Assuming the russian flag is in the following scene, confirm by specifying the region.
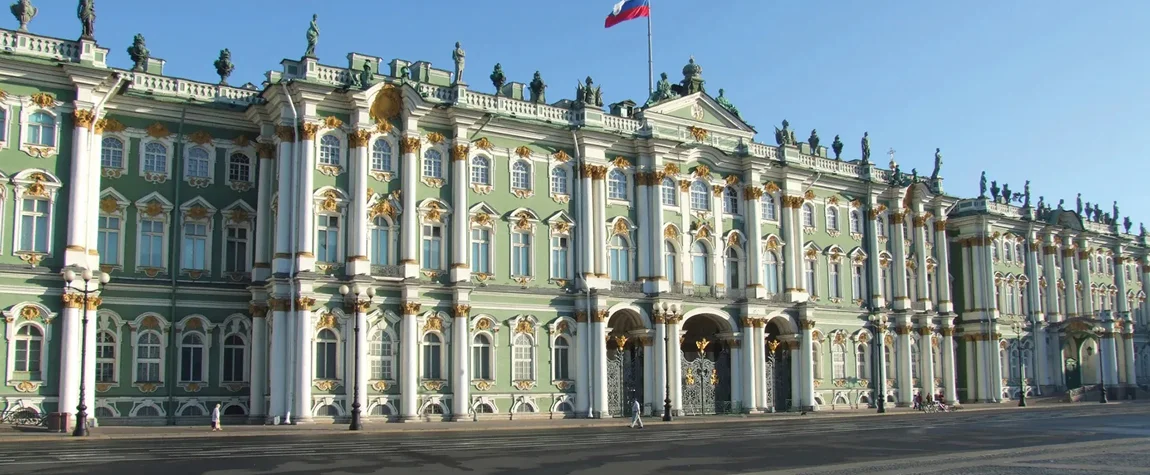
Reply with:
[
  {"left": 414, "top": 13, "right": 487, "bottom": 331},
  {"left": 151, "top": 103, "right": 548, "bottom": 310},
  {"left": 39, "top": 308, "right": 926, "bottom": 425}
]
[{"left": 605, "top": 0, "right": 650, "bottom": 28}]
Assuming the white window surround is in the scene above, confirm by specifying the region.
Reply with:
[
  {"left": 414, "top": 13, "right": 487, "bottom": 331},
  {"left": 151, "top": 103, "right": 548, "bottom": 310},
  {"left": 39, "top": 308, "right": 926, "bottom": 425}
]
[
  {"left": 226, "top": 149, "right": 255, "bottom": 190},
  {"left": 417, "top": 311, "right": 452, "bottom": 382},
  {"left": 606, "top": 168, "right": 632, "bottom": 204},
  {"left": 220, "top": 200, "right": 255, "bottom": 276},
  {"left": 508, "top": 315, "right": 539, "bottom": 383},
  {"left": 3, "top": 303, "right": 55, "bottom": 390},
  {"left": 471, "top": 155, "right": 492, "bottom": 185},
  {"left": 420, "top": 144, "right": 448, "bottom": 185},
  {"left": 471, "top": 331, "right": 497, "bottom": 381},
  {"left": 94, "top": 310, "right": 126, "bottom": 390},
  {"left": 182, "top": 143, "right": 217, "bottom": 187},
  {"left": 367, "top": 310, "right": 401, "bottom": 386},
  {"left": 370, "top": 136, "right": 397, "bottom": 173},
  {"left": 134, "top": 192, "right": 174, "bottom": 274},
  {"left": 548, "top": 164, "right": 571, "bottom": 201},
  {"left": 418, "top": 199, "right": 452, "bottom": 271},
  {"left": 12, "top": 169, "right": 61, "bottom": 260},
  {"left": 761, "top": 193, "right": 780, "bottom": 222},
  {"left": 313, "top": 187, "right": 350, "bottom": 265},
  {"left": 470, "top": 222, "right": 495, "bottom": 276},
  {"left": 312, "top": 310, "right": 347, "bottom": 385},
  {"left": 660, "top": 177, "right": 678, "bottom": 207},
  {"left": 826, "top": 205, "right": 841, "bottom": 233},
  {"left": 138, "top": 135, "right": 175, "bottom": 183},
  {"left": 97, "top": 188, "right": 131, "bottom": 270},
  {"left": 545, "top": 212, "right": 575, "bottom": 281},
  {"left": 0, "top": 99, "right": 13, "bottom": 151},
  {"left": 315, "top": 131, "right": 348, "bottom": 174},
  {"left": 218, "top": 314, "right": 251, "bottom": 385},
  {"left": 129, "top": 312, "right": 171, "bottom": 391},
  {"left": 547, "top": 316, "right": 577, "bottom": 382},
  {"left": 509, "top": 158, "right": 533, "bottom": 193},
  {"left": 99, "top": 134, "right": 129, "bottom": 177},
  {"left": 175, "top": 315, "right": 215, "bottom": 387},
  {"left": 17, "top": 96, "right": 61, "bottom": 158},
  {"left": 178, "top": 198, "right": 217, "bottom": 276},
  {"left": 508, "top": 209, "right": 540, "bottom": 279}
]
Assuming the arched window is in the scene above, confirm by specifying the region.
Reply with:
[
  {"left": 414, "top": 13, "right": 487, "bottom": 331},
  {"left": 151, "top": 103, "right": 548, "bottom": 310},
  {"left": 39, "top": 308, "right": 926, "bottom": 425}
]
[
  {"left": 763, "top": 251, "right": 780, "bottom": 295},
  {"left": 315, "top": 329, "right": 339, "bottom": 380},
  {"left": 829, "top": 262, "right": 842, "bottom": 299},
  {"left": 608, "top": 235, "right": 631, "bottom": 281},
  {"left": 13, "top": 325, "right": 42, "bottom": 380},
  {"left": 691, "top": 241, "right": 709, "bottom": 285},
  {"left": 222, "top": 334, "right": 246, "bottom": 383},
  {"left": 827, "top": 207, "right": 840, "bottom": 231},
  {"left": 319, "top": 135, "right": 341, "bottom": 165},
  {"left": 180, "top": 405, "right": 204, "bottom": 417},
  {"left": 855, "top": 343, "right": 868, "bottom": 379},
  {"left": 370, "top": 216, "right": 392, "bottom": 266},
  {"left": 723, "top": 186, "right": 739, "bottom": 214},
  {"left": 26, "top": 111, "right": 55, "bottom": 146},
  {"left": 690, "top": 181, "right": 710, "bottom": 210},
  {"left": 553, "top": 336, "right": 571, "bottom": 380},
  {"left": 143, "top": 142, "right": 167, "bottom": 174},
  {"left": 471, "top": 156, "right": 490, "bottom": 185},
  {"left": 96, "top": 331, "right": 117, "bottom": 383},
  {"left": 224, "top": 405, "right": 246, "bottom": 416},
  {"left": 513, "top": 333, "right": 535, "bottom": 381},
  {"left": 832, "top": 343, "right": 846, "bottom": 379},
  {"left": 664, "top": 240, "right": 678, "bottom": 283},
  {"left": 849, "top": 210, "right": 862, "bottom": 234},
  {"left": 1004, "top": 242, "right": 1013, "bottom": 262},
  {"left": 422, "top": 333, "right": 443, "bottom": 379},
  {"left": 179, "top": 333, "right": 205, "bottom": 382},
  {"left": 726, "top": 247, "right": 741, "bottom": 288},
  {"left": 992, "top": 241, "right": 1000, "bottom": 261},
  {"left": 371, "top": 139, "right": 392, "bottom": 171},
  {"left": 100, "top": 137, "right": 124, "bottom": 168},
  {"left": 802, "top": 203, "right": 815, "bottom": 228},
  {"left": 228, "top": 153, "right": 251, "bottom": 182},
  {"left": 812, "top": 341, "right": 823, "bottom": 380},
  {"left": 1014, "top": 243, "right": 1023, "bottom": 263},
  {"left": 472, "top": 333, "right": 492, "bottom": 380},
  {"left": 136, "top": 406, "right": 161, "bottom": 417},
  {"left": 608, "top": 169, "right": 628, "bottom": 199},
  {"left": 186, "top": 147, "right": 210, "bottom": 178},
  {"left": 512, "top": 160, "right": 531, "bottom": 190},
  {"left": 762, "top": 195, "right": 777, "bottom": 221},
  {"left": 369, "top": 331, "right": 395, "bottom": 381},
  {"left": 661, "top": 178, "right": 678, "bottom": 206},
  {"left": 423, "top": 149, "right": 443, "bottom": 178},
  {"left": 550, "top": 168, "right": 568, "bottom": 195},
  {"left": 136, "top": 332, "right": 162, "bottom": 382}
]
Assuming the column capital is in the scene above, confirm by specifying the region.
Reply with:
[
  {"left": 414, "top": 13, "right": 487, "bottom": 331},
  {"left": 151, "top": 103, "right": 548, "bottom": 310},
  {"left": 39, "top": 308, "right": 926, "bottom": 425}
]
[
  {"left": 274, "top": 126, "right": 295, "bottom": 142},
  {"left": 401, "top": 301, "right": 422, "bottom": 315},
  {"left": 73, "top": 109, "right": 97, "bottom": 130},
  {"left": 401, "top": 136, "right": 421, "bottom": 154},
  {"left": 349, "top": 129, "right": 372, "bottom": 148},
  {"left": 453, "top": 304, "right": 471, "bottom": 318}
]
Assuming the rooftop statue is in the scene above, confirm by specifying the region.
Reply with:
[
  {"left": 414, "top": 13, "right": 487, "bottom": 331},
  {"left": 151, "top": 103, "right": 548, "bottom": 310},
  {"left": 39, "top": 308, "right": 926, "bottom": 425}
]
[
  {"left": 930, "top": 148, "right": 943, "bottom": 182},
  {"left": 1113, "top": 201, "right": 1120, "bottom": 223},
  {"left": 358, "top": 62, "right": 374, "bottom": 90},
  {"left": 979, "top": 171, "right": 987, "bottom": 198},
  {"left": 831, "top": 135, "right": 843, "bottom": 160},
  {"left": 1036, "top": 195, "right": 1045, "bottom": 212},
  {"left": 676, "top": 56, "right": 705, "bottom": 95},
  {"left": 1057, "top": 199, "right": 1064, "bottom": 210},
  {"left": 989, "top": 180, "right": 1000, "bottom": 202},
  {"left": 1124, "top": 216, "right": 1132, "bottom": 233},
  {"left": 304, "top": 14, "right": 319, "bottom": 58},
  {"left": 1141, "top": 222, "right": 1147, "bottom": 236},
  {"left": 808, "top": 129, "right": 820, "bottom": 152},
  {"left": 860, "top": 132, "right": 871, "bottom": 163},
  {"left": 529, "top": 71, "right": 547, "bottom": 104},
  {"left": 77, "top": 0, "right": 95, "bottom": 40},
  {"left": 1077, "top": 193, "right": 1083, "bottom": 215},
  {"left": 214, "top": 48, "right": 234, "bottom": 86},
  {"left": 576, "top": 76, "right": 603, "bottom": 107},
  {"left": 774, "top": 120, "right": 795, "bottom": 146},
  {"left": 715, "top": 88, "right": 740, "bottom": 118},
  {"left": 1085, "top": 201, "right": 1093, "bottom": 220},
  {"left": 126, "top": 33, "right": 148, "bottom": 72},
  {"left": 645, "top": 72, "right": 678, "bottom": 106},
  {"left": 1023, "top": 180, "right": 1031, "bottom": 208},
  {"left": 452, "top": 42, "right": 466, "bottom": 84},
  {"left": 1093, "top": 204, "right": 1102, "bottom": 222},
  {"left": 490, "top": 63, "right": 506, "bottom": 93},
  {"left": 910, "top": 168, "right": 918, "bottom": 184},
  {"left": 1001, "top": 183, "right": 1012, "bottom": 204},
  {"left": 11, "top": 0, "right": 36, "bottom": 33}
]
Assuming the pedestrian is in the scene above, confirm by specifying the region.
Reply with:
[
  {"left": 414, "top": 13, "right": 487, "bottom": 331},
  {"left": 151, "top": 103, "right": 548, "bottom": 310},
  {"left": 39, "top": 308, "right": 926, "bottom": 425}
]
[
  {"left": 211, "top": 403, "right": 222, "bottom": 432},
  {"left": 629, "top": 398, "right": 644, "bottom": 429}
]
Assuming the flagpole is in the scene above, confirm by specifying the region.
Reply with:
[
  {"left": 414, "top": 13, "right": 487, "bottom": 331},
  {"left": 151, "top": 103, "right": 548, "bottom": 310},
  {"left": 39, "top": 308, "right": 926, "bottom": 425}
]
[{"left": 647, "top": 1, "right": 654, "bottom": 95}]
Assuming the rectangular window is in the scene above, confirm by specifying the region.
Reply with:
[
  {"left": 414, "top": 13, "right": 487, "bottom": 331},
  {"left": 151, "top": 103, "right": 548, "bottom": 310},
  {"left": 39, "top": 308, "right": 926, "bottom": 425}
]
[
  {"left": 181, "top": 222, "right": 208, "bottom": 270},
  {"left": 18, "top": 198, "right": 50, "bottom": 253},
  {"left": 471, "top": 228, "right": 490, "bottom": 274},
  {"left": 553, "top": 344, "right": 570, "bottom": 380},
  {"left": 422, "top": 344, "right": 442, "bottom": 379},
  {"left": 315, "top": 341, "right": 337, "bottom": 379},
  {"left": 804, "top": 260, "right": 817, "bottom": 295},
  {"left": 98, "top": 216, "right": 120, "bottom": 266},
  {"left": 139, "top": 219, "right": 165, "bottom": 268},
  {"left": 225, "top": 226, "right": 249, "bottom": 273},
  {"left": 422, "top": 225, "right": 442, "bottom": 269},
  {"left": 317, "top": 215, "right": 340, "bottom": 263},
  {"left": 96, "top": 336, "right": 116, "bottom": 383},
  {"left": 829, "top": 263, "right": 842, "bottom": 298},
  {"left": 511, "top": 232, "right": 531, "bottom": 277},
  {"left": 551, "top": 236, "right": 569, "bottom": 279},
  {"left": 852, "top": 265, "right": 864, "bottom": 300},
  {"left": 371, "top": 226, "right": 390, "bottom": 266},
  {"left": 223, "top": 344, "right": 245, "bottom": 382},
  {"left": 513, "top": 344, "right": 534, "bottom": 381},
  {"left": 472, "top": 345, "right": 491, "bottom": 380},
  {"left": 180, "top": 346, "right": 203, "bottom": 382}
]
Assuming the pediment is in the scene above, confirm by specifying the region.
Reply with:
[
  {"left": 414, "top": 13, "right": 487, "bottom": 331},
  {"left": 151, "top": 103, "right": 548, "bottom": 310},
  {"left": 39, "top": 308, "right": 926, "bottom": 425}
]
[{"left": 642, "top": 93, "right": 754, "bottom": 133}]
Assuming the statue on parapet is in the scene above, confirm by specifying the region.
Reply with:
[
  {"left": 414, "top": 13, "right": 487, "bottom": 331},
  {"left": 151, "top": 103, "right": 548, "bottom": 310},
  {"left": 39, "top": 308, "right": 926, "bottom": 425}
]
[
  {"left": 808, "top": 129, "right": 820, "bottom": 152},
  {"left": 860, "top": 132, "right": 871, "bottom": 163},
  {"left": 979, "top": 171, "right": 987, "bottom": 198},
  {"left": 576, "top": 76, "right": 603, "bottom": 107},
  {"left": 529, "top": 71, "right": 547, "bottom": 104},
  {"left": 1022, "top": 180, "right": 1031, "bottom": 208},
  {"left": 645, "top": 72, "right": 678, "bottom": 106},
  {"left": 78, "top": 0, "right": 95, "bottom": 41},
  {"left": 831, "top": 135, "right": 844, "bottom": 160},
  {"left": 126, "top": 33, "right": 148, "bottom": 72},
  {"left": 1123, "top": 217, "right": 1132, "bottom": 233},
  {"left": 1076, "top": 193, "right": 1083, "bottom": 215},
  {"left": 452, "top": 42, "right": 466, "bottom": 84},
  {"left": 715, "top": 89, "right": 740, "bottom": 118},
  {"left": 304, "top": 14, "right": 319, "bottom": 58},
  {"left": 11, "top": 0, "right": 36, "bottom": 33},
  {"left": 1001, "top": 183, "right": 1012, "bottom": 204},
  {"left": 990, "top": 180, "right": 1000, "bottom": 202},
  {"left": 930, "top": 148, "right": 943, "bottom": 182}
]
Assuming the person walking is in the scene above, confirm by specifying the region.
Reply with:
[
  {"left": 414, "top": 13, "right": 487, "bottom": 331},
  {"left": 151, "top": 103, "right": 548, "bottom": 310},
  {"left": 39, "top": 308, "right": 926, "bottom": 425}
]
[
  {"left": 629, "top": 398, "right": 644, "bottom": 429},
  {"left": 211, "top": 403, "right": 222, "bottom": 432}
]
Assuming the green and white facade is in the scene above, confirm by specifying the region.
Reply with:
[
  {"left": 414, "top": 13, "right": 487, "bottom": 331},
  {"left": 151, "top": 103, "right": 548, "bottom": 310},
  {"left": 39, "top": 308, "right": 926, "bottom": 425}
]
[{"left": 0, "top": 20, "right": 1146, "bottom": 426}]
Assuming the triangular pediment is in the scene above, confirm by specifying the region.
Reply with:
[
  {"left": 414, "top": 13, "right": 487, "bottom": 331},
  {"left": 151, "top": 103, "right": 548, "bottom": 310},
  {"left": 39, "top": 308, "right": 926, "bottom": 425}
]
[{"left": 642, "top": 93, "right": 754, "bottom": 133}]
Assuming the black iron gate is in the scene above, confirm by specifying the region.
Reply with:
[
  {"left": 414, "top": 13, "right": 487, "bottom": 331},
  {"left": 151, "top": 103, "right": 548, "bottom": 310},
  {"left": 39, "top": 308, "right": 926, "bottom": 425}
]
[
  {"left": 607, "top": 346, "right": 644, "bottom": 417},
  {"left": 681, "top": 349, "right": 732, "bottom": 415}
]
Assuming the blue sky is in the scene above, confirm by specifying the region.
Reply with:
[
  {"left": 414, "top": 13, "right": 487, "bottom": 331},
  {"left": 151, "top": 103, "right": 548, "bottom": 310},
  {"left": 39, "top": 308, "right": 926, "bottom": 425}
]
[{"left": 22, "top": 1, "right": 1150, "bottom": 226}]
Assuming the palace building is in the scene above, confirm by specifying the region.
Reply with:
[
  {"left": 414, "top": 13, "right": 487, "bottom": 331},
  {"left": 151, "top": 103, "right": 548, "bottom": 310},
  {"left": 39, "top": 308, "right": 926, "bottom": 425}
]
[{"left": 0, "top": 10, "right": 1146, "bottom": 426}]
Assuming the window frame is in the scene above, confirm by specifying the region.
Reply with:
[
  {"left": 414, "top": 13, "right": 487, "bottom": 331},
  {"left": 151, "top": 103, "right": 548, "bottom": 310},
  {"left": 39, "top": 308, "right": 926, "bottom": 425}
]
[
  {"left": 97, "top": 192, "right": 129, "bottom": 269},
  {"left": 184, "top": 145, "right": 214, "bottom": 185},
  {"left": 178, "top": 201, "right": 216, "bottom": 275},
  {"left": 512, "top": 333, "right": 537, "bottom": 382},
  {"left": 471, "top": 332, "right": 495, "bottom": 381},
  {"left": 607, "top": 168, "right": 629, "bottom": 201},
  {"left": 661, "top": 178, "right": 678, "bottom": 207},
  {"left": 510, "top": 159, "right": 532, "bottom": 192},
  {"left": 139, "top": 139, "right": 173, "bottom": 182},
  {"left": 19, "top": 103, "right": 60, "bottom": 157},
  {"left": 552, "top": 334, "right": 572, "bottom": 381},
  {"left": 314, "top": 327, "right": 341, "bottom": 381},
  {"left": 368, "top": 328, "right": 397, "bottom": 383},
  {"left": 12, "top": 170, "right": 61, "bottom": 260},
  {"left": 177, "top": 331, "right": 209, "bottom": 384}
]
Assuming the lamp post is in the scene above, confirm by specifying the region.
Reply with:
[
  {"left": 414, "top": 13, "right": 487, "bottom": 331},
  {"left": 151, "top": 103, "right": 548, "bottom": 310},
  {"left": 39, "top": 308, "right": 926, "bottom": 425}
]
[
  {"left": 339, "top": 283, "right": 375, "bottom": 430},
  {"left": 62, "top": 268, "right": 110, "bottom": 437},
  {"left": 1010, "top": 320, "right": 1027, "bottom": 407},
  {"left": 1097, "top": 328, "right": 1108, "bottom": 404},
  {"left": 868, "top": 313, "right": 887, "bottom": 413},
  {"left": 663, "top": 333, "right": 672, "bottom": 422}
]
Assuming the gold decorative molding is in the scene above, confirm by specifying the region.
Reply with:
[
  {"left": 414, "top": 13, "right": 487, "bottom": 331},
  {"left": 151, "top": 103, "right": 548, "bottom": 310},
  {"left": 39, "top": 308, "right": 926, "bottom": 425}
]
[
  {"left": 421, "top": 380, "right": 447, "bottom": 391},
  {"left": 553, "top": 150, "right": 571, "bottom": 162},
  {"left": 370, "top": 84, "right": 402, "bottom": 121},
  {"left": 693, "top": 164, "right": 711, "bottom": 178},
  {"left": 349, "top": 129, "right": 371, "bottom": 148},
  {"left": 146, "top": 122, "right": 170, "bottom": 139},
  {"left": 515, "top": 146, "right": 533, "bottom": 158},
  {"left": 401, "top": 136, "right": 421, "bottom": 154},
  {"left": 687, "top": 126, "right": 708, "bottom": 141},
  {"left": 95, "top": 117, "right": 126, "bottom": 134},
  {"left": 275, "top": 126, "right": 295, "bottom": 142},
  {"left": 73, "top": 109, "right": 96, "bottom": 129},
  {"left": 322, "top": 116, "right": 344, "bottom": 129},
  {"left": 513, "top": 380, "right": 536, "bottom": 391},
  {"left": 371, "top": 380, "right": 389, "bottom": 392},
  {"left": 187, "top": 130, "right": 213, "bottom": 145},
  {"left": 474, "top": 380, "right": 493, "bottom": 391},
  {"left": 30, "top": 92, "right": 55, "bottom": 108},
  {"left": 426, "top": 131, "right": 445, "bottom": 144},
  {"left": 314, "top": 380, "right": 341, "bottom": 391},
  {"left": 301, "top": 123, "right": 320, "bottom": 140},
  {"left": 451, "top": 144, "right": 470, "bottom": 161},
  {"left": 473, "top": 137, "right": 495, "bottom": 151},
  {"left": 611, "top": 156, "right": 630, "bottom": 168},
  {"left": 14, "top": 381, "right": 40, "bottom": 393}
]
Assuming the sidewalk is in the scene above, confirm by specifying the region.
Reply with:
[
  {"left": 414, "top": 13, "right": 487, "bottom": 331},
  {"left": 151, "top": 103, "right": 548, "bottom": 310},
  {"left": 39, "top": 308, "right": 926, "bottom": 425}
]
[{"left": 2, "top": 399, "right": 1137, "bottom": 442}]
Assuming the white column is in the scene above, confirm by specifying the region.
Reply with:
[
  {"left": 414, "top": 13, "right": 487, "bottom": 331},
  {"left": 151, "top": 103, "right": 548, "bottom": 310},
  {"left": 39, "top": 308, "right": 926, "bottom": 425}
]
[
  {"left": 912, "top": 210, "right": 930, "bottom": 312},
  {"left": 780, "top": 197, "right": 801, "bottom": 299},
  {"left": 747, "top": 187, "right": 765, "bottom": 298},
  {"left": 668, "top": 316, "right": 683, "bottom": 414},
  {"left": 636, "top": 172, "right": 651, "bottom": 282},
  {"left": 1061, "top": 239, "right": 1079, "bottom": 317},
  {"left": 252, "top": 144, "right": 275, "bottom": 281},
  {"left": 890, "top": 211, "right": 910, "bottom": 311},
  {"left": 755, "top": 324, "right": 769, "bottom": 411},
  {"left": 86, "top": 126, "right": 103, "bottom": 269},
  {"left": 652, "top": 315, "right": 667, "bottom": 415},
  {"left": 296, "top": 131, "right": 316, "bottom": 273},
  {"left": 579, "top": 166, "right": 595, "bottom": 285},
  {"left": 895, "top": 319, "right": 912, "bottom": 405},
  {"left": 789, "top": 341, "right": 800, "bottom": 407},
  {"left": 64, "top": 116, "right": 91, "bottom": 266},
  {"left": 81, "top": 305, "right": 97, "bottom": 425},
  {"left": 651, "top": 173, "right": 669, "bottom": 293},
  {"left": 249, "top": 311, "right": 268, "bottom": 417},
  {"left": 293, "top": 302, "right": 313, "bottom": 422},
  {"left": 348, "top": 131, "right": 371, "bottom": 275},
  {"left": 449, "top": 140, "right": 470, "bottom": 283},
  {"left": 933, "top": 212, "right": 953, "bottom": 314},
  {"left": 711, "top": 186, "right": 726, "bottom": 297},
  {"left": 354, "top": 303, "right": 369, "bottom": 419},
  {"left": 1101, "top": 321, "right": 1120, "bottom": 389},
  {"left": 1078, "top": 247, "right": 1095, "bottom": 317},
  {"left": 273, "top": 129, "right": 295, "bottom": 274},
  {"left": 575, "top": 313, "right": 589, "bottom": 414},
  {"left": 269, "top": 305, "right": 288, "bottom": 420},
  {"left": 451, "top": 305, "right": 470, "bottom": 420},
  {"left": 1122, "top": 323, "right": 1137, "bottom": 387},
  {"left": 642, "top": 339, "right": 654, "bottom": 414},
  {"left": 867, "top": 205, "right": 887, "bottom": 309},
  {"left": 730, "top": 340, "right": 743, "bottom": 410},
  {"left": 399, "top": 136, "right": 420, "bottom": 278},
  {"left": 920, "top": 327, "right": 936, "bottom": 398},
  {"left": 741, "top": 319, "right": 757, "bottom": 412},
  {"left": 799, "top": 321, "right": 815, "bottom": 410},
  {"left": 400, "top": 304, "right": 419, "bottom": 420},
  {"left": 592, "top": 171, "right": 608, "bottom": 280},
  {"left": 57, "top": 302, "right": 80, "bottom": 421},
  {"left": 592, "top": 311, "right": 608, "bottom": 417},
  {"left": 941, "top": 326, "right": 958, "bottom": 404}
]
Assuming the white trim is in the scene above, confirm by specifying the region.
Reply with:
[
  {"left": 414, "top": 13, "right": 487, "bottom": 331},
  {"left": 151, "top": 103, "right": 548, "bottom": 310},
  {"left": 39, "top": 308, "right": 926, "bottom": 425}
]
[
  {"left": 220, "top": 199, "right": 255, "bottom": 277},
  {"left": 175, "top": 315, "right": 215, "bottom": 387},
  {"left": 138, "top": 136, "right": 175, "bottom": 184},
  {"left": 11, "top": 169, "right": 61, "bottom": 258},
  {"left": 470, "top": 330, "right": 497, "bottom": 381},
  {"left": 225, "top": 150, "right": 255, "bottom": 191},
  {"left": 313, "top": 187, "right": 349, "bottom": 265},
  {"left": 606, "top": 168, "right": 631, "bottom": 204},
  {"left": 509, "top": 158, "right": 534, "bottom": 196},
  {"left": 3, "top": 302, "right": 55, "bottom": 388},
  {"left": 182, "top": 143, "right": 217, "bottom": 188},
  {"left": 95, "top": 309, "right": 126, "bottom": 390},
  {"left": 17, "top": 98, "right": 61, "bottom": 158},
  {"left": 97, "top": 188, "right": 130, "bottom": 270},
  {"left": 99, "top": 134, "right": 129, "bottom": 179},
  {"left": 129, "top": 313, "right": 171, "bottom": 391},
  {"left": 218, "top": 314, "right": 251, "bottom": 385},
  {"left": 0, "top": 99, "right": 13, "bottom": 151},
  {"left": 418, "top": 311, "right": 452, "bottom": 382},
  {"left": 134, "top": 192, "right": 174, "bottom": 274}
]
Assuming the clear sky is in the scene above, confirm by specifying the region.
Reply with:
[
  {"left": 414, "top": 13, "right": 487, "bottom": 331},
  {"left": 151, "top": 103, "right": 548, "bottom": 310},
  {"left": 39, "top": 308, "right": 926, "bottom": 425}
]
[{"left": 21, "top": 1, "right": 1150, "bottom": 227}]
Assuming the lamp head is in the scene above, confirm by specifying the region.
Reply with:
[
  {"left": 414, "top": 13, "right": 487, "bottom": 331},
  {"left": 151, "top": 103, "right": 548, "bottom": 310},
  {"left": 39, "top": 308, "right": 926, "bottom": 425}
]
[
  {"left": 366, "top": 287, "right": 376, "bottom": 298},
  {"left": 63, "top": 269, "right": 76, "bottom": 283},
  {"left": 339, "top": 285, "right": 350, "bottom": 296},
  {"left": 100, "top": 272, "right": 111, "bottom": 285},
  {"left": 81, "top": 268, "right": 93, "bottom": 281},
  {"left": 351, "top": 284, "right": 361, "bottom": 295}
]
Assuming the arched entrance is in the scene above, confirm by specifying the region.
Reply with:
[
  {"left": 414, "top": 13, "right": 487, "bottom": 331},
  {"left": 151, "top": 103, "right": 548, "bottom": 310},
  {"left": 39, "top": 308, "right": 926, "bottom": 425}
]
[
  {"left": 764, "top": 318, "right": 792, "bottom": 412},
  {"left": 1058, "top": 319, "right": 1102, "bottom": 390},
  {"left": 606, "top": 310, "right": 645, "bottom": 418},
  {"left": 679, "top": 314, "right": 732, "bottom": 415}
]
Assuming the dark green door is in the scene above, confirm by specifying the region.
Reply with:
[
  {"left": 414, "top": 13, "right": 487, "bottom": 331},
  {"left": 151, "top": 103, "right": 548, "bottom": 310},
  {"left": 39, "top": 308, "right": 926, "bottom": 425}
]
[{"left": 1065, "top": 357, "right": 1081, "bottom": 389}]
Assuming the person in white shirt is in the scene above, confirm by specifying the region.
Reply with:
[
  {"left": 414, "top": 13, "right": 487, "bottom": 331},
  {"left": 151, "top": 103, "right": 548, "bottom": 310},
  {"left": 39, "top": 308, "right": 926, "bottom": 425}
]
[
  {"left": 211, "top": 403, "right": 222, "bottom": 432},
  {"left": 629, "top": 398, "right": 644, "bottom": 429}
]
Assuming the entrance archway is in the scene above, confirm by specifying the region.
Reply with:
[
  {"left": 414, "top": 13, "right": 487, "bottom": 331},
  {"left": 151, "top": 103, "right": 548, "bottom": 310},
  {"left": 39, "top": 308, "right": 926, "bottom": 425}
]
[
  {"left": 606, "top": 309, "right": 645, "bottom": 418},
  {"left": 679, "top": 313, "right": 733, "bottom": 415},
  {"left": 764, "top": 318, "right": 792, "bottom": 412}
]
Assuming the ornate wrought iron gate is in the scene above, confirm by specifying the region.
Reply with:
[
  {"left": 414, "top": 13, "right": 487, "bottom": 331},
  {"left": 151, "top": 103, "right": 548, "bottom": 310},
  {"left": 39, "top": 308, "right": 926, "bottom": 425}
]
[
  {"left": 607, "top": 347, "right": 644, "bottom": 417},
  {"left": 765, "top": 343, "right": 791, "bottom": 411},
  {"left": 681, "top": 350, "right": 732, "bottom": 415}
]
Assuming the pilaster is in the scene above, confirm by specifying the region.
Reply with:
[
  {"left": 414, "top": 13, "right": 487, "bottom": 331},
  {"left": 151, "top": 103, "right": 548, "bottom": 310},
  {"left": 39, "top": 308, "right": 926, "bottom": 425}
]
[
  {"left": 867, "top": 202, "right": 887, "bottom": 309},
  {"left": 798, "top": 314, "right": 816, "bottom": 411},
  {"left": 449, "top": 121, "right": 471, "bottom": 283},
  {"left": 911, "top": 206, "right": 931, "bottom": 312},
  {"left": 268, "top": 297, "right": 289, "bottom": 421},
  {"left": 918, "top": 325, "right": 936, "bottom": 398},
  {"left": 932, "top": 207, "right": 953, "bottom": 314},
  {"left": 574, "top": 310, "right": 589, "bottom": 414},
  {"left": 652, "top": 311, "right": 668, "bottom": 414},
  {"left": 347, "top": 129, "right": 372, "bottom": 276},
  {"left": 1077, "top": 238, "right": 1094, "bottom": 316},
  {"left": 667, "top": 312, "right": 683, "bottom": 415},
  {"left": 740, "top": 317, "right": 759, "bottom": 412},
  {"left": 65, "top": 108, "right": 95, "bottom": 267},
  {"left": 893, "top": 316, "right": 913, "bottom": 405},
  {"left": 890, "top": 210, "right": 910, "bottom": 312},
  {"left": 1062, "top": 235, "right": 1080, "bottom": 317},
  {"left": 636, "top": 170, "right": 652, "bottom": 283},
  {"left": 746, "top": 177, "right": 766, "bottom": 298},
  {"left": 939, "top": 324, "right": 958, "bottom": 404},
  {"left": 578, "top": 165, "right": 596, "bottom": 288},
  {"left": 591, "top": 300, "right": 609, "bottom": 417},
  {"left": 399, "top": 113, "right": 423, "bottom": 278},
  {"left": 273, "top": 126, "right": 295, "bottom": 274},
  {"left": 252, "top": 141, "right": 276, "bottom": 281},
  {"left": 292, "top": 295, "right": 316, "bottom": 422},
  {"left": 1042, "top": 234, "right": 1062, "bottom": 321},
  {"left": 399, "top": 298, "right": 421, "bottom": 421},
  {"left": 780, "top": 193, "right": 805, "bottom": 302},
  {"left": 295, "top": 123, "right": 318, "bottom": 273},
  {"left": 451, "top": 299, "right": 471, "bottom": 420},
  {"left": 249, "top": 304, "right": 269, "bottom": 418}
]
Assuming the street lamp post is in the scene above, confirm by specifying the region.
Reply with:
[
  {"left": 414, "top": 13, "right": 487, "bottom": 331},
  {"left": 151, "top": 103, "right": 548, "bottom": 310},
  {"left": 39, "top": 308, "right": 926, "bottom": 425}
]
[
  {"left": 868, "top": 313, "right": 887, "bottom": 414},
  {"left": 1011, "top": 320, "right": 1027, "bottom": 407},
  {"left": 339, "top": 283, "right": 375, "bottom": 430},
  {"left": 1098, "top": 328, "right": 1108, "bottom": 404},
  {"left": 62, "top": 268, "right": 110, "bottom": 437},
  {"left": 663, "top": 334, "right": 672, "bottom": 422}
]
